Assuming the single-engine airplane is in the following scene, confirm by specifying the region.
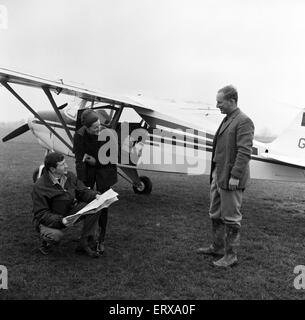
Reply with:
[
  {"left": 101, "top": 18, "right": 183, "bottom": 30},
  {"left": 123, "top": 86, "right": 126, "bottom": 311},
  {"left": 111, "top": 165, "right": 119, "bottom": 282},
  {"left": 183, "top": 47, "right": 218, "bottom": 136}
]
[{"left": 1, "top": 67, "right": 305, "bottom": 195}]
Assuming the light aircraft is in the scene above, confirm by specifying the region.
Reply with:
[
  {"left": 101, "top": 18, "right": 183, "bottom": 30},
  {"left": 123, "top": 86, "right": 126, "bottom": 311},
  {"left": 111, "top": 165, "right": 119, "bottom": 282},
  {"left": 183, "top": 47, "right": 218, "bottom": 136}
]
[{"left": 1, "top": 67, "right": 305, "bottom": 195}]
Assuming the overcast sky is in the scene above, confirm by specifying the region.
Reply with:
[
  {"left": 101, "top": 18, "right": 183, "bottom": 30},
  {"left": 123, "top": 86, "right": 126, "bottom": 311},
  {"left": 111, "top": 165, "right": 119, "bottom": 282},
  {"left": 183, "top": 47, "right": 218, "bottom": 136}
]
[{"left": 1, "top": 0, "right": 305, "bottom": 135}]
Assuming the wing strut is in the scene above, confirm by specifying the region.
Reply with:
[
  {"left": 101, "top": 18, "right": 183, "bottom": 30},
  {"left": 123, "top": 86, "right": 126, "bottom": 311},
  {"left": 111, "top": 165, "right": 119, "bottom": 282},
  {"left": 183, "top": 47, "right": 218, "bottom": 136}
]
[
  {"left": 111, "top": 103, "right": 124, "bottom": 129},
  {"left": 0, "top": 81, "right": 73, "bottom": 151},
  {"left": 42, "top": 87, "right": 74, "bottom": 144}
]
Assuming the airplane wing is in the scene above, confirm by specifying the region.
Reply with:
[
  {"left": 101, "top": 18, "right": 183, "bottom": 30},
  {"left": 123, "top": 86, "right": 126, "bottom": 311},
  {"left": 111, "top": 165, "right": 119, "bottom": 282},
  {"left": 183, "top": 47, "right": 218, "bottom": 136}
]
[
  {"left": 0, "top": 67, "right": 215, "bottom": 137},
  {"left": 0, "top": 67, "right": 151, "bottom": 151},
  {"left": 130, "top": 105, "right": 206, "bottom": 132},
  {"left": 0, "top": 67, "right": 145, "bottom": 108},
  {"left": 261, "top": 152, "right": 305, "bottom": 168},
  {"left": 1, "top": 67, "right": 215, "bottom": 191},
  {"left": 128, "top": 95, "right": 218, "bottom": 133}
]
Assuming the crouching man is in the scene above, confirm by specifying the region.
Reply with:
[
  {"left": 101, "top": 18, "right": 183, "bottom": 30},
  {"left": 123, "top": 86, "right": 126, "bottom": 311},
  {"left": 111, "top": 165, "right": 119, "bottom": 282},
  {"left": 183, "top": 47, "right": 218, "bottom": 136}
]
[{"left": 32, "top": 152, "right": 102, "bottom": 258}]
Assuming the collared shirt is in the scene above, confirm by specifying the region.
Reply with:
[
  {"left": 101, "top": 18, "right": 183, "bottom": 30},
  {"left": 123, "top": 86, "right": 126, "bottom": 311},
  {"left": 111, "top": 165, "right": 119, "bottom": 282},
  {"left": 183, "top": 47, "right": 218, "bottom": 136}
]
[
  {"left": 226, "top": 107, "right": 239, "bottom": 120},
  {"left": 213, "top": 108, "right": 240, "bottom": 163},
  {"left": 218, "top": 108, "right": 239, "bottom": 131},
  {"left": 49, "top": 172, "right": 67, "bottom": 190}
]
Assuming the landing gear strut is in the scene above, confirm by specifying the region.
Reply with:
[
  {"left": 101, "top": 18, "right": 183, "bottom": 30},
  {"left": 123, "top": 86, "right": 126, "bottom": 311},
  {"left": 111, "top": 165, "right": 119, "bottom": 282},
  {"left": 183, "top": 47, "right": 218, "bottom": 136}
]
[{"left": 118, "top": 167, "right": 152, "bottom": 195}]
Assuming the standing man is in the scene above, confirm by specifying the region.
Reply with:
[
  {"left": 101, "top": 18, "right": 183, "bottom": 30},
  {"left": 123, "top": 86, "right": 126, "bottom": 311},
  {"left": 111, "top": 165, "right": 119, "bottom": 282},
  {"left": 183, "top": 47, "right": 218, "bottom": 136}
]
[{"left": 197, "top": 85, "right": 254, "bottom": 267}]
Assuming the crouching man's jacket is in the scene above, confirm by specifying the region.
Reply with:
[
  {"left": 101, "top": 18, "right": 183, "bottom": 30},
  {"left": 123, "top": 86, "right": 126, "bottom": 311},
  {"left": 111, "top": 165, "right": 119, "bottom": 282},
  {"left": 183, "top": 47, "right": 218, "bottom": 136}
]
[{"left": 32, "top": 171, "right": 98, "bottom": 230}]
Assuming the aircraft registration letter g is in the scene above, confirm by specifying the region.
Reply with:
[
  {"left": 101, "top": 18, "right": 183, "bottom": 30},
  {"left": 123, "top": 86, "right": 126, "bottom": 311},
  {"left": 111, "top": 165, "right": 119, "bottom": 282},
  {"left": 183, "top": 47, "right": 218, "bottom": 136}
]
[{"left": 298, "top": 138, "right": 305, "bottom": 149}]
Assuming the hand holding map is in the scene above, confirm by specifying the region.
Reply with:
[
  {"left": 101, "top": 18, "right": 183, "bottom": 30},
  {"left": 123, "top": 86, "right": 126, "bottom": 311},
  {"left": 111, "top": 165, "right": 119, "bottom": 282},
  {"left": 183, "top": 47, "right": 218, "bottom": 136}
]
[{"left": 62, "top": 189, "right": 118, "bottom": 226}]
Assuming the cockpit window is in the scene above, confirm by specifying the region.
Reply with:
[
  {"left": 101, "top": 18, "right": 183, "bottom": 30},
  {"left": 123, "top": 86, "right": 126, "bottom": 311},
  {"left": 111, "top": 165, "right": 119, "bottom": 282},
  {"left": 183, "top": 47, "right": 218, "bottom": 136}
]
[
  {"left": 92, "top": 104, "right": 120, "bottom": 127},
  {"left": 63, "top": 105, "right": 78, "bottom": 121}
]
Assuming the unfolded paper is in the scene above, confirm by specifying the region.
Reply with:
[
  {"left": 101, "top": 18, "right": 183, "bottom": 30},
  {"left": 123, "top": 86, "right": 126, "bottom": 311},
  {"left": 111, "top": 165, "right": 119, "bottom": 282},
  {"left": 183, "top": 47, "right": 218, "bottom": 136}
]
[{"left": 63, "top": 188, "right": 118, "bottom": 225}]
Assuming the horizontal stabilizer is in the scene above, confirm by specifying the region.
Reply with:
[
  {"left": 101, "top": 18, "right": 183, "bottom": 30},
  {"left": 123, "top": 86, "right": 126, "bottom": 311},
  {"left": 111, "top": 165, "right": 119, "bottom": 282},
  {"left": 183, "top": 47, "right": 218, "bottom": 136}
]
[{"left": 261, "top": 152, "right": 305, "bottom": 168}]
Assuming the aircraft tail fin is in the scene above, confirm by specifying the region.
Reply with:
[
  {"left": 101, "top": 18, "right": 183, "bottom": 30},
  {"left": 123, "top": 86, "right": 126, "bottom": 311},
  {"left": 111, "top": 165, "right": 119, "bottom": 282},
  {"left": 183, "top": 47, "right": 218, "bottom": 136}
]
[{"left": 263, "top": 110, "right": 305, "bottom": 165}]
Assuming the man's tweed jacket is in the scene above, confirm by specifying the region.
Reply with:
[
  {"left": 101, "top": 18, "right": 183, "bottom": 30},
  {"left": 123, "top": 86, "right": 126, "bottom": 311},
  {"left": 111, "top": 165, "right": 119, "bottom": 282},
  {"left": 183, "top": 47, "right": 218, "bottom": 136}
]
[{"left": 210, "top": 108, "right": 255, "bottom": 190}]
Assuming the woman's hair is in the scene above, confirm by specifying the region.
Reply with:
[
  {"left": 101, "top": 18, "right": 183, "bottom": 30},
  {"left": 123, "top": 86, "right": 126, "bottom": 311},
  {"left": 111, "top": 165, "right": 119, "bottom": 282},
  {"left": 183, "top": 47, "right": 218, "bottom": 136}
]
[{"left": 81, "top": 109, "right": 99, "bottom": 128}]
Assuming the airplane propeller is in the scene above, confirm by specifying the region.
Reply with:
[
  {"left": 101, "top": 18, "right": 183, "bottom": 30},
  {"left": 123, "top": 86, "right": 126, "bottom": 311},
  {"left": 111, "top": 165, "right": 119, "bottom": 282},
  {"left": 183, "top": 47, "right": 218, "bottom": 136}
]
[
  {"left": 2, "top": 123, "right": 30, "bottom": 142},
  {"left": 1, "top": 103, "right": 67, "bottom": 143}
]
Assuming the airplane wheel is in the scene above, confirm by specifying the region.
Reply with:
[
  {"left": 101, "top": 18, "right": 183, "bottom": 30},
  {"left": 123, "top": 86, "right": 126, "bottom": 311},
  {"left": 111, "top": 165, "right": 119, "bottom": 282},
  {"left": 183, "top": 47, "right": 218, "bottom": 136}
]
[{"left": 132, "top": 176, "right": 152, "bottom": 195}]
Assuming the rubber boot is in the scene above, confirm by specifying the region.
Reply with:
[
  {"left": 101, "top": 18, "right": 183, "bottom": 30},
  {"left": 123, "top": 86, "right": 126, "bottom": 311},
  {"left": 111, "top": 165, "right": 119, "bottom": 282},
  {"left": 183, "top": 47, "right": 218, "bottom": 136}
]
[
  {"left": 197, "top": 219, "right": 225, "bottom": 256},
  {"left": 213, "top": 224, "right": 239, "bottom": 267},
  {"left": 96, "top": 208, "right": 108, "bottom": 255},
  {"left": 76, "top": 236, "right": 99, "bottom": 258},
  {"left": 39, "top": 240, "right": 53, "bottom": 255}
]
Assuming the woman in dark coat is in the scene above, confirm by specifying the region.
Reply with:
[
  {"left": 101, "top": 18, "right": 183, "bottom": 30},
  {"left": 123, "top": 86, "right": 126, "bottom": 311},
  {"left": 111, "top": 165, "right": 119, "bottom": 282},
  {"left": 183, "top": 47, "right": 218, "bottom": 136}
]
[{"left": 73, "top": 109, "right": 118, "bottom": 254}]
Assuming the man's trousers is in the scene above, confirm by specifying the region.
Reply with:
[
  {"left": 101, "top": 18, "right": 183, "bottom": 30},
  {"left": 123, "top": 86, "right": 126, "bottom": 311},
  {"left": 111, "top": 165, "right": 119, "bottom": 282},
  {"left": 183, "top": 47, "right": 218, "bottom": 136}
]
[
  {"left": 209, "top": 170, "right": 243, "bottom": 226},
  {"left": 39, "top": 211, "right": 101, "bottom": 244}
]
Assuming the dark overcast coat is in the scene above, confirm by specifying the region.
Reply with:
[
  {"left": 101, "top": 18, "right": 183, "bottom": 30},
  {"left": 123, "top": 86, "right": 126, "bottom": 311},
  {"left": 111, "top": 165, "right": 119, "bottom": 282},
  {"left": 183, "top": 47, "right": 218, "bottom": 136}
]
[{"left": 32, "top": 171, "right": 97, "bottom": 230}]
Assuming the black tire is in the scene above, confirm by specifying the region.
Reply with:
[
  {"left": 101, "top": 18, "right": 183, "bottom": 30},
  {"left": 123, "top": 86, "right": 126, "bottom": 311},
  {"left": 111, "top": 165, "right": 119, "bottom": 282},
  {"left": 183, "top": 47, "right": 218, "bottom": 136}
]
[{"left": 132, "top": 176, "right": 152, "bottom": 195}]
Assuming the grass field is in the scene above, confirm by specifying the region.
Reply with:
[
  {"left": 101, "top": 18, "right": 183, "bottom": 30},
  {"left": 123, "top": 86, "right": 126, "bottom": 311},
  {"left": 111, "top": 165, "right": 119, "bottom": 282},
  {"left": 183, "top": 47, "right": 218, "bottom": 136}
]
[{"left": 0, "top": 126, "right": 305, "bottom": 300}]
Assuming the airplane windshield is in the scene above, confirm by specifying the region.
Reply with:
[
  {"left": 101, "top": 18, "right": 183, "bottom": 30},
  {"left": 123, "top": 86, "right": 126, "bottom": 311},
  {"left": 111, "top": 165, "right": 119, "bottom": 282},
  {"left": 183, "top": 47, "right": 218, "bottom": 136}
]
[{"left": 92, "top": 104, "right": 120, "bottom": 127}]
